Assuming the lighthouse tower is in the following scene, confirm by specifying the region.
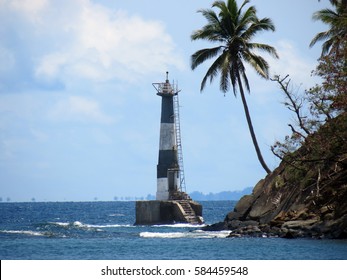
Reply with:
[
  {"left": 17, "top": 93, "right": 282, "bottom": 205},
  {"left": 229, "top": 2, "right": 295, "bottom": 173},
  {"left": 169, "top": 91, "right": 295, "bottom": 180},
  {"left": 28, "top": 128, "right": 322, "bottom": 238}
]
[
  {"left": 134, "top": 72, "right": 203, "bottom": 225},
  {"left": 153, "top": 72, "right": 184, "bottom": 200}
]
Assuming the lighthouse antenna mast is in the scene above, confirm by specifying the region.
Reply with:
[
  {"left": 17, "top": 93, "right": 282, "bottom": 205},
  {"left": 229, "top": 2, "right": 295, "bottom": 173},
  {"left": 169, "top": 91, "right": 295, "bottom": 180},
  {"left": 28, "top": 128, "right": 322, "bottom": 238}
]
[{"left": 152, "top": 72, "right": 180, "bottom": 96}]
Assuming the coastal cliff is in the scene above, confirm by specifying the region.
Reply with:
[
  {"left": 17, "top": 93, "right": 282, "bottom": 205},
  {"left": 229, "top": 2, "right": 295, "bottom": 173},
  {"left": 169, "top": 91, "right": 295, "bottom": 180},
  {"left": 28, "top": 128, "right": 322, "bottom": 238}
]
[{"left": 207, "top": 112, "right": 347, "bottom": 239}]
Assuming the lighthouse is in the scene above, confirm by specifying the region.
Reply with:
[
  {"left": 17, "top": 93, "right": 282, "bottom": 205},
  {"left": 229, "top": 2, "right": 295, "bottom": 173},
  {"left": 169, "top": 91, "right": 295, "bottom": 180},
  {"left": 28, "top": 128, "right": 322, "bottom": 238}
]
[
  {"left": 153, "top": 72, "right": 183, "bottom": 200},
  {"left": 135, "top": 72, "right": 203, "bottom": 225}
]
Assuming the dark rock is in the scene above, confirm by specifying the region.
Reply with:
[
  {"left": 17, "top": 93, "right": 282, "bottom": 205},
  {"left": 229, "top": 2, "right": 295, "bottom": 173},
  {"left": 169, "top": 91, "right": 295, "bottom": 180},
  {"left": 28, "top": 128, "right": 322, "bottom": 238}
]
[
  {"left": 281, "top": 230, "right": 297, "bottom": 239},
  {"left": 202, "top": 222, "right": 227, "bottom": 231},
  {"left": 227, "top": 219, "right": 242, "bottom": 229},
  {"left": 329, "top": 214, "right": 347, "bottom": 238},
  {"left": 234, "top": 195, "right": 254, "bottom": 216},
  {"left": 227, "top": 233, "right": 242, "bottom": 238},
  {"left": 240, "top": 220, "right": 259, "bottom": 227},
  {"left": 225, "top": 211, "right": 242, "bottom": 221},
  {"left": 281, "top": 219, "right": 319, "bottom": 231}
]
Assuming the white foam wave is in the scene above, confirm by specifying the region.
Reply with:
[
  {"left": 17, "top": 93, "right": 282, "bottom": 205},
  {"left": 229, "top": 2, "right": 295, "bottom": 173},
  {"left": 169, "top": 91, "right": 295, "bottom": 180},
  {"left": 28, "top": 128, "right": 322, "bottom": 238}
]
[
  {"left": 139, "top": 230, "right": 231, "bottom": 239},
  {"left": 108, "top": 213, "right": 125, "bottom": 217},
  {"left": 51, "top": 222, "right": 70, "bottom": 227},
  {"left": 152, "top": 223, "right": 204, "bottom": 228},
  {"left": 1, "top": 230, "right": 46, "bottom": 237},
  {"left": 49, "top": 221, "right": 87, "bottom": 228},
  {"left": 90, "top": 224, "right": 135, "bottom": 228},
  {"left": 49, "top": 221, "right": 133, "bottom": 229}
]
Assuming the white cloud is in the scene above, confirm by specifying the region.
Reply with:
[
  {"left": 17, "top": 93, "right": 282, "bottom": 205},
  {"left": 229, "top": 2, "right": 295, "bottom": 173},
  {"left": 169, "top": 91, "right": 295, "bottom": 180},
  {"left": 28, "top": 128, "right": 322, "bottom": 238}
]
[
  {"left": 48, "top": 96, "right": 115, "bottom": 124},
  {"left": 268, "top": 40, "right": 316, "bottom": 86},
  {"left": 0, "top": 0, "right": 186, "bottom": 87},
  {"left": 35, "top": 53, "right": 68, "bottom": 79},
  {"left": 8, "top": 0, "right": 48, "bottom": 22}
]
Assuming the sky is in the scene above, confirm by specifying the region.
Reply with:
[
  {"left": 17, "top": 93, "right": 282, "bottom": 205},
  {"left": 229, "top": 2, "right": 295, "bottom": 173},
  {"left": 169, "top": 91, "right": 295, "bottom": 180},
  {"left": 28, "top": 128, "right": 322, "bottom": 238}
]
[{"left": 0, "top": 0, "right": 330, "bottom": 202}]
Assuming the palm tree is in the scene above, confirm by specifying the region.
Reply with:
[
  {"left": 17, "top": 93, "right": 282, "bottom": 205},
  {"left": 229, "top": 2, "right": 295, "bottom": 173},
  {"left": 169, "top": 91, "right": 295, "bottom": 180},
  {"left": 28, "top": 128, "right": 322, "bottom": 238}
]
[
  {"left": 310, "top": 0, "right": 347, "bottom": 55},
  {"left": 191, "top": 0, "right": 278, "bottom": 174}
]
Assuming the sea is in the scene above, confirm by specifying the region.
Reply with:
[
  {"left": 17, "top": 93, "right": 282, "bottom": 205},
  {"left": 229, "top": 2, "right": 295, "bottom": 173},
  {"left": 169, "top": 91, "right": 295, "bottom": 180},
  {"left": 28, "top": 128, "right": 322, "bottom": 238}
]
[{"left": 1, "top": 201, "right": 347, "bottom": 260}]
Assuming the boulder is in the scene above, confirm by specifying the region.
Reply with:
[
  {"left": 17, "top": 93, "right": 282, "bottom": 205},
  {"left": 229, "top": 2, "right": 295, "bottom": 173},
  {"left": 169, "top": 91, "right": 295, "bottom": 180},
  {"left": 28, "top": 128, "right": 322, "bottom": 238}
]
[{"left": 234, "top": 194, "right": 254, "bottom": 216}]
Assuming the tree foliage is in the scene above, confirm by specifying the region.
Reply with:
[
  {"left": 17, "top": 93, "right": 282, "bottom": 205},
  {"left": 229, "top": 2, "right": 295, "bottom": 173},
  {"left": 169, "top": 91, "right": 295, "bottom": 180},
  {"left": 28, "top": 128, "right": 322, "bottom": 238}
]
[
  {"left": 271, "top": 1, "right": 346, "bottom": 168},
  {"left": 310, "top": 0, "right": 347, "bottom": 55}
]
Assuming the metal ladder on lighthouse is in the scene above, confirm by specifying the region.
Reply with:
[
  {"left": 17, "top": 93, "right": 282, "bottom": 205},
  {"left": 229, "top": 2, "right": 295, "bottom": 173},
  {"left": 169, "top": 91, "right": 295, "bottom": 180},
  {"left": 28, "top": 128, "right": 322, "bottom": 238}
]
[{"left": 173, "top": 92, "right": 186, "bottom": 193}]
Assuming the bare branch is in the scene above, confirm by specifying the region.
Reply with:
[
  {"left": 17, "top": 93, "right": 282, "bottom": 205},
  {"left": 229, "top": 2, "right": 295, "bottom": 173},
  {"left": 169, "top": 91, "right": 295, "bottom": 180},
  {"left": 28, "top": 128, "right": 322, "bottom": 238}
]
[{"left": 271, "top": 75, "right": 311, "bottom": 136}]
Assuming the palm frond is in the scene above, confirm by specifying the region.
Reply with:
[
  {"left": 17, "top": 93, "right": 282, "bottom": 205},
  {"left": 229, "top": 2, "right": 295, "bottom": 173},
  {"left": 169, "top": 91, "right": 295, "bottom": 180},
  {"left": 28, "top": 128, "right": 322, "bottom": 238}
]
[
  {"left": 241, "top": 17, "right": 275, "bottom": 41},
  {"left": 219, "top": 52, "right": 231, "bottom": 93},
  {"left": 200, "top": 50, "right": 229, "bottom": 91},
  {"left": 227, "top": 0, "right": 240, "bottom": 18},
  {"left": 321, "top": 38, "right": 335, "bottom": 56},
  {"left": 243, "top": 51, "right": 270, "bottom": 79},
  {"left": 198, "top": 9, "right": 220, "bottom": 27},
  {"left": 311, "top": 2, "right": 347, "bottom": 56},
  {"left": 247, "top": 43, "right": 279, "bottom": 58},
  {"left": 213, "top": 0, "right": 235, "bottom": 36},
  {"left": 238, "top": 5, "right": 257, "bottom": 28},
  {"left": 256, "top": 17, "right": 276, "bottom": 32},
  {"left": 191, "top": 9, "right": 228, "bottom": 43},
  {"left": 191, "top": 46, "right": 224, "bottom": 70},
  {"left": 191, "top": 27, "right": 226, "bottom": 43},
  {"left": 241, "top": 69, "right": 250, "bottom": 92},
  {"left": 309, "top": 30, "right": 332, "bottom": 48},
  {"left": 312, "top": 8, "right": 338, "bottom": 24},
  {"left": 212, "top": 1, "right": 230, "bottom": 16},
  {"left": 238, "top": 0, "right": 251, "bottom": 14},
  {"left": 229, "top": 59, "right": 239, "bottom": 95}
]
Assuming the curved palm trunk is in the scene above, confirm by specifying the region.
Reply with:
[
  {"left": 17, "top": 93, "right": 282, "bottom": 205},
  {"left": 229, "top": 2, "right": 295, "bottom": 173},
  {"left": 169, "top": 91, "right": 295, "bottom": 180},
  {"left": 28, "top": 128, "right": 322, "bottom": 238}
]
[{"left": 236, "top": 74, "right": 271, "bottom": 174}]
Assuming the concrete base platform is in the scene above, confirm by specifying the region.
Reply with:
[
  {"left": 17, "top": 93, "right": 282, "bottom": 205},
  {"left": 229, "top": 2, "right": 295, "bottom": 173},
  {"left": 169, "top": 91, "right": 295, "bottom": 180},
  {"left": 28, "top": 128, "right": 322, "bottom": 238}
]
[{"left": 135, "top": 200, "right": 203, "bottom": 225}]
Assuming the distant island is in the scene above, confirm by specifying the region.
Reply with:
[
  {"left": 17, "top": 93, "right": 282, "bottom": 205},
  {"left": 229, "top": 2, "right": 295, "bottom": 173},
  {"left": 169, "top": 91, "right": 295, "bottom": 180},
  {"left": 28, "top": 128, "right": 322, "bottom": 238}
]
[
  {"left": 189, "top": 188, "right": 253, "bottom": 201},
  {"left": 142, "top": 187, "right": 253, "bottom": 201}
]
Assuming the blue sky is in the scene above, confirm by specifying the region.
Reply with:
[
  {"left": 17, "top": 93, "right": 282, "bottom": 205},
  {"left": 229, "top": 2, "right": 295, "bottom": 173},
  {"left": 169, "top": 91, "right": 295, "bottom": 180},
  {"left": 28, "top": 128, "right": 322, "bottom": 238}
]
[{"left": 0, "top": 0, "right": 329, "bottom": 201}]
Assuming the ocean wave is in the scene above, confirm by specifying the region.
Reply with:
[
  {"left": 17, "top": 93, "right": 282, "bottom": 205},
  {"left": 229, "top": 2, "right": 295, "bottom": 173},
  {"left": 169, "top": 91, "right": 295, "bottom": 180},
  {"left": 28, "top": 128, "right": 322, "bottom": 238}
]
[
  {"left": 152, "top": 223, "right": 204, "bottom": 228},
  {"left": 49, "top": 221, "right": 87, "bottom": 228},
  {"left": 0, "top": 230, "right": 58, "bottom": 237},
  {"left": 108, "top": 213, "right": 125, "bottom": 217},
  {"left": 91, "top": 224, "right": 135, "bottom": 228},
  {"left": 139, "top": 230, "right": 231, "bottom": 239},
  {"left": 48, "top": 221, "right": 134, "bottom": 229}
]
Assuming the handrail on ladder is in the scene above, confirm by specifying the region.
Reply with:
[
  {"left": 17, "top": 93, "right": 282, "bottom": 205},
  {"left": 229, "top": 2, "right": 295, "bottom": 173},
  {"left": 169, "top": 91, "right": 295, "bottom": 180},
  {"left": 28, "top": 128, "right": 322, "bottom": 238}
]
[{"left": 173, "top": 88, "right": 186, "bottom": 193}]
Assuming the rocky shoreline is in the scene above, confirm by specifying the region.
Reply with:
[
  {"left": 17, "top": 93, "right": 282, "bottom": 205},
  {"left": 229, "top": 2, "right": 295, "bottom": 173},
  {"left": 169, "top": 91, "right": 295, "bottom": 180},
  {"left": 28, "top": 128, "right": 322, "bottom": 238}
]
[
  {"left": 203, "top": 114, "right": 347, "bottom": 239},
  {"left": 203, "top": 158, "right": 347, "bottom": 239},
  {"left": 204, "top": 217, "right": 345, "bottom": 239}
]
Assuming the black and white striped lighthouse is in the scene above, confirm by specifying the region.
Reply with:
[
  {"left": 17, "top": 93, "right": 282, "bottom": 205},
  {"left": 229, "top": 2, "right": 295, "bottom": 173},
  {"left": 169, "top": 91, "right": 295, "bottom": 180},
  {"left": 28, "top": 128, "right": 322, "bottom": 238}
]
[
  {"left": 153, "top": 72, "right": 181, "bottom": 200},
  {"left": 134, "top": 72, "right": 203, "bottom": 225}
]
